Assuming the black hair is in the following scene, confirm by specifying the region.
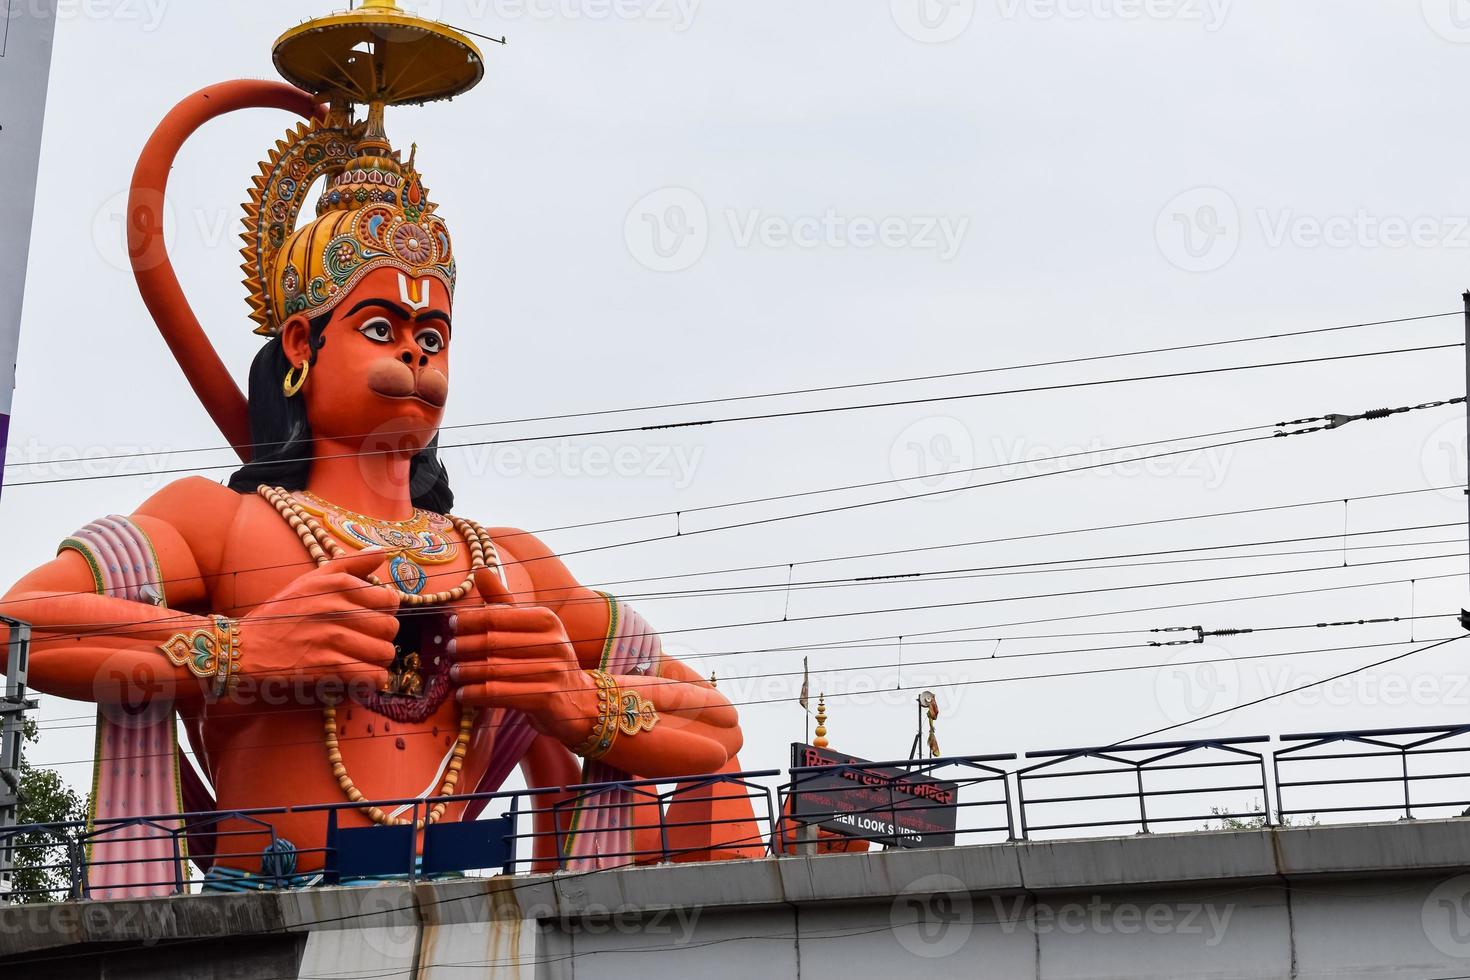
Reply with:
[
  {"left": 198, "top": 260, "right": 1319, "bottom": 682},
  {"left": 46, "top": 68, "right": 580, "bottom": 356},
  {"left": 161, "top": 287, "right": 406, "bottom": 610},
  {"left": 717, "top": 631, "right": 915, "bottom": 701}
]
[{"left": 226, "top": 313, "right": 455, "bottom": 513}]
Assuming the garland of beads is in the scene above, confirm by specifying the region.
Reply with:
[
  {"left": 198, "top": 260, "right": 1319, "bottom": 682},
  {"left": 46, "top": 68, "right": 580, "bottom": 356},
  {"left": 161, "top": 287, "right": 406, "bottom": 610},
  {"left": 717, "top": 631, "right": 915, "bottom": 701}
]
[
  {"left": 257, "top": 485, "right": 500, "bottom": 827},
  {"left": 323, "top": 702, "right": 477, "bottom": 828},
  {"left": 258, "top": 484, "right": 496, "bottom": 607}
]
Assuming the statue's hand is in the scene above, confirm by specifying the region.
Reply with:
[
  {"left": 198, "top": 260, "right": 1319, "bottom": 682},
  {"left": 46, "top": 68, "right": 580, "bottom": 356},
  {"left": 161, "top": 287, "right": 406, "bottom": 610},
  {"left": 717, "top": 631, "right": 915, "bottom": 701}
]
[
  {"left": 240, "top": 549, "right": 400, "bottom": 690},
  {"left": 449, "top": 568, "right": 596, "bottom": 748}
]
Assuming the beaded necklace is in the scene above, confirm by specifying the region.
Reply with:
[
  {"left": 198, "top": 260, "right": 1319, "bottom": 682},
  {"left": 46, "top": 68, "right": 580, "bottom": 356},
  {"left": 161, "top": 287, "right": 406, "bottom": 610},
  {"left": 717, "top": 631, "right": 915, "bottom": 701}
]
[
  {"left": 258, "top": 485, "right": 496, "bottom": 606},
  {"left": 257, "top": 484, "right": 498, "bottom": 827}
]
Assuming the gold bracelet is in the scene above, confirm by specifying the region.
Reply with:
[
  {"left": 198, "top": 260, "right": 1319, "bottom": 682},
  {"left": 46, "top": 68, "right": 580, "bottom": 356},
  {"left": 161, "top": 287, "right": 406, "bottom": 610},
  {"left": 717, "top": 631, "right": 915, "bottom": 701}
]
[
  {"left": 572, "top": 670, "right": 661, "bottom": 761},
  {"left": 574, "top": 670, "right": 621, "bottom": 760},
  {"left": 159, "top": 615, "right": 240, "bottom": 699}
]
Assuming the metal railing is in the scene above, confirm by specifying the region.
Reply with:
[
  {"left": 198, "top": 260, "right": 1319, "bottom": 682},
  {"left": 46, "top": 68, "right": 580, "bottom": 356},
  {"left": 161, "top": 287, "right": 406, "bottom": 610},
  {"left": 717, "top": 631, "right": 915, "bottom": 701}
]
[
  {"left": 1275, "top": 723, "right": 1470, "bottom": 824},
  {"left": 10, "top": 722, "right": 1470, "bottom": 903},
  {"left": 1018, "top": 736, "right": 1271, "bottom": 839}
]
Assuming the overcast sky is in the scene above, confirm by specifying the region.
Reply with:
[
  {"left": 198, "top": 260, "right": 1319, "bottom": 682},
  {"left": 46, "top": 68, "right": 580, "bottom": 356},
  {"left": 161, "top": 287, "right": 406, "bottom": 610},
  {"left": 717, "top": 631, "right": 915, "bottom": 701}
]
[{"left": 7, "top": 1, "right": 1470, "bottom": 811}]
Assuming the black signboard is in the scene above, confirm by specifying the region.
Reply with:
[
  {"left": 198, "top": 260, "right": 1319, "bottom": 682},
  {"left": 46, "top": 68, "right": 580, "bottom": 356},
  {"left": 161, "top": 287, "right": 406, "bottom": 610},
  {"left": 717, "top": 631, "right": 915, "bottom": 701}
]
[{"left": 787, "top": 743, "right": 959, "bottom": 848}]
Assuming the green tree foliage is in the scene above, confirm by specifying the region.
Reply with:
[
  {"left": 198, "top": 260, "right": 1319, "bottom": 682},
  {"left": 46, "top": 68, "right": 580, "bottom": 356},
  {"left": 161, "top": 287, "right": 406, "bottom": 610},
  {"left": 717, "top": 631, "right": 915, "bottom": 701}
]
[{"left": 6, "top": 720, "right": 89, "bottom": 903}]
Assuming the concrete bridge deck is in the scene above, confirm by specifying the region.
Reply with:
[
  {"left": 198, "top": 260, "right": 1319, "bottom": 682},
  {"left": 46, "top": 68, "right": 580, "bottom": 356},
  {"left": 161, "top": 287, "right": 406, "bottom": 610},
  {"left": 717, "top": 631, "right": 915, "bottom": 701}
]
[{"left": 7, "top": 817, "right": 1470, "bottom": 978}]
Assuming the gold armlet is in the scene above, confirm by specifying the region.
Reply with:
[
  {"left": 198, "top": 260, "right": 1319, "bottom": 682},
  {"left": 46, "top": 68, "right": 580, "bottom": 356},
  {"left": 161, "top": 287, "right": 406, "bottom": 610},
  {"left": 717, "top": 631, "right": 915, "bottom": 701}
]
[
  {"left": 573, "top": 670, "right": 661, "bottom": 761},
  {"left": 159, "top": 615, "right": 241, "bottom": 699},
  {"left": 574, "top": 670, "right": 621, "bottom": 760}
]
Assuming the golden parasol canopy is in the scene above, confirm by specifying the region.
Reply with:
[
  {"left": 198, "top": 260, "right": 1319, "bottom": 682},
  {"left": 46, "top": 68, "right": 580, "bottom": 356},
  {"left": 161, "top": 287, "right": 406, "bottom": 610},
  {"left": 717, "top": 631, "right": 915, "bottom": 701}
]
[{"left": 273, "top": 1, "right": 485, "bottom": 107}]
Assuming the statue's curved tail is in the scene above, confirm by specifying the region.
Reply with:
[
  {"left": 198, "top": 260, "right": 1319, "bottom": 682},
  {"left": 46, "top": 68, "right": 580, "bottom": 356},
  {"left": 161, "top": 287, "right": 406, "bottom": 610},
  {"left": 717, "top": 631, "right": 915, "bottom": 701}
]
[{"left": 128, "top": 81, "right": 322, "bottom": 462}]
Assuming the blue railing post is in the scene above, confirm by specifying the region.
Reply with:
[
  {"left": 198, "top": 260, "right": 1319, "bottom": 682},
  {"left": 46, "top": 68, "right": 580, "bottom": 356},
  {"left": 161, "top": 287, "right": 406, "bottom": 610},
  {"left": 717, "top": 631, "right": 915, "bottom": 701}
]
[
  {"left": 1401, "top": 748, "right": 1414, "bottom": 820},
  {"left": 171, "top": 831, "right": 185, "bottom": 895},
  {"left": 501, "top": 796, "right": 519, "bottom": 876},
  {"left": 408, "top": 802, "right": 420, "bottom": 883},
  {"left": 324, "top": 809, "right": 340, "bottom": 886}
]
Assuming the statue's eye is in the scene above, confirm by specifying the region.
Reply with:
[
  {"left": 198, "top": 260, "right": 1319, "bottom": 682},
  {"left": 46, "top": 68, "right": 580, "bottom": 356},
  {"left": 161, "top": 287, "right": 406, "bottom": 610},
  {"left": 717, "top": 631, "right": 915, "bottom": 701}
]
[
  {"left": 358, "top": 318, "right": 393, "bottom": 343},
  {"left": 415, "top": 327, "right": 445, "bottom": 354}
]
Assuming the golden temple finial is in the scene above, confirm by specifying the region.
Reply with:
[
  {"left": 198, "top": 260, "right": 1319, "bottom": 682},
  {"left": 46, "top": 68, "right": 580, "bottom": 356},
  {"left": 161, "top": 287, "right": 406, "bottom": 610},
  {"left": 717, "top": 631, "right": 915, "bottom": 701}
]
[{"left": 813, "top": 695, "right": 829, "bottom": 749}]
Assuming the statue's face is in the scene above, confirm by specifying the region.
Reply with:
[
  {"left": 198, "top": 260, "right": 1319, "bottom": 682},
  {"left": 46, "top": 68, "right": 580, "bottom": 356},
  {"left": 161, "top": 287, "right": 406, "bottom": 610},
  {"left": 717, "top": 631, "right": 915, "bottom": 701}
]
[{"left": 282, "top": 266, "right": 452, "bottom": 455}]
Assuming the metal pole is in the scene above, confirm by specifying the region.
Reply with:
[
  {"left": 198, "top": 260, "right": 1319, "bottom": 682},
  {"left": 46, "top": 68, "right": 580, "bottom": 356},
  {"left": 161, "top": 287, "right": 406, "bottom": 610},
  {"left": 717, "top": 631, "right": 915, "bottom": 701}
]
[
  {"left": 1463, "top": 292, "right": 1470, "bottom": 596},
  {"left": 0, "top": 617, "right": 34, "bottom": 902}
]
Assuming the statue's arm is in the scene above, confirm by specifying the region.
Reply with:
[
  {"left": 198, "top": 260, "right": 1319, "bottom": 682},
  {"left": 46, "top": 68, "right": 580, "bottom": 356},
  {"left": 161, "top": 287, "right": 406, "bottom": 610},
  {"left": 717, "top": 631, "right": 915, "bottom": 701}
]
[
  {"left": 458, "top": 529, "right": 743, "bottom": 779},
  {"left": 0, "top": 479, "right": 228, "bottom": 703},
  {"left": 0, "top": 477, "right": 401, "bottom": 704}
]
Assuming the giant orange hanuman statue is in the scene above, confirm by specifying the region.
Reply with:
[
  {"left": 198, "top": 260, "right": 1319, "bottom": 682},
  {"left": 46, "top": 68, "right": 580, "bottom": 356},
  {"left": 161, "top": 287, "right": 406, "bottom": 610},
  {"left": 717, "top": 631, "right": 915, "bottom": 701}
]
[{"left": 0, "top": 2, "right": 755, "bottom": 895}]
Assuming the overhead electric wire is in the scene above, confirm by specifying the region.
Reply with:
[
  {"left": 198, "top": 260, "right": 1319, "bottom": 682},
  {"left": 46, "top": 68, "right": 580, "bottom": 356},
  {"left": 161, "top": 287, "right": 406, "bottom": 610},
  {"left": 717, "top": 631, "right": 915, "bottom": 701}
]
[
  {"left": 0, "top": 401, "right": 1453, "bottom": 666},
  {"left": 20, "top": 554, "right": 1466, "bottom": 738},
  {"left": 565, "top": 526, "right": 1465, "bottom": 605},
  {"left": 23, "top": 629, "right": 1457, "bottom": 768},
  {"left": 11, "top": 539, "right": 1463, "bottom": 652},
  {"left": 7, "top": 310, "right": 1457, "bottom": 473},
  {"left": 0, "top": 481, "right": 1457, "bottom": 618},
  {"left": 1021, "top": 632, "right": 1470, "bottom": 775},
  {"left": 575, "top": 484, "right": 1469, "bottom": 590},
  {"left": 3, "top": 343, "right": 1457, "bottom": 489},
  {"left": 24, "top": 560, "right": 1464, "bottom": 738}
]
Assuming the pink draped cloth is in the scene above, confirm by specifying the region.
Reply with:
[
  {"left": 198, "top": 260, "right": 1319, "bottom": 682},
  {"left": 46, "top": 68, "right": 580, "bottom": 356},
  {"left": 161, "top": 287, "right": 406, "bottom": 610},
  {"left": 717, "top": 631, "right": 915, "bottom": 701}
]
[
  {"left": 62, "top": 516, "right": 188, "bottom": 898},
  {"left": 561, "top": 598, "right": 660, "bottom": 871}
]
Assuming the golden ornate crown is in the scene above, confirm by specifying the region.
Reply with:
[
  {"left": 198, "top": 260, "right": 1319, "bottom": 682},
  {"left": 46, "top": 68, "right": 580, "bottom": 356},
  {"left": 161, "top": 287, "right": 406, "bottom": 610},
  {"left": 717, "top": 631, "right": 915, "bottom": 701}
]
[
  {"left": 240, "top": 1, "right": 485, "bottom": 336},
  {"left": 239, "top": 106, "right": 455, "bottom": 336}
]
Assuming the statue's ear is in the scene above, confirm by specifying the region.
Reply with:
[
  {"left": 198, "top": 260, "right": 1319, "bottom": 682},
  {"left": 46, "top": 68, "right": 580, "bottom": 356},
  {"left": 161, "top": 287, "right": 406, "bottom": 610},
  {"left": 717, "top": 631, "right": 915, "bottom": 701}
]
[{"left": 279, "top": 315, "right": 315, "bottom": 367}]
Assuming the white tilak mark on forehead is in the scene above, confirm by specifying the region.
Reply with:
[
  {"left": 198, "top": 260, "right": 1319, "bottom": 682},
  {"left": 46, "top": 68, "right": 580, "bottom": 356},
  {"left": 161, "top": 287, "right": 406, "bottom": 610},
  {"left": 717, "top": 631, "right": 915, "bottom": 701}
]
[{"left": 398, "top": 273, "right": 433, "bottom": 312}]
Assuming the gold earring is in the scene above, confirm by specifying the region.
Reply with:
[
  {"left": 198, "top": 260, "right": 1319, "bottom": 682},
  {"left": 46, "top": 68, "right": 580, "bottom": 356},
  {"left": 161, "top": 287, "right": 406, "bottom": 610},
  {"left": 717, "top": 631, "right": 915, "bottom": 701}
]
[{"left": 283, "top": 360, "right": 310, "bottom": 398}]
